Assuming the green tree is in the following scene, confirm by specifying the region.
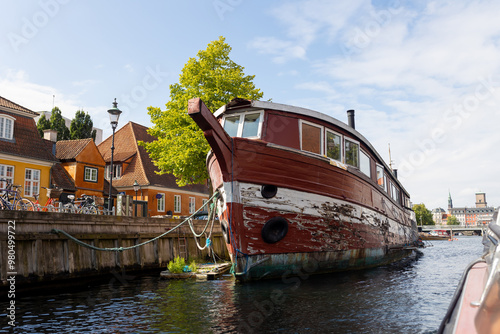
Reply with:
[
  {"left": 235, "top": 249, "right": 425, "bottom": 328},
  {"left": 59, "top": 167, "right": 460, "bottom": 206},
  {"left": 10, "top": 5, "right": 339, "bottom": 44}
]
[
  {"left": 36, "top": 112, "right": 51, "bottom": 137},
  {"left": 70, "top": 110, "right": 96, "bottom": 140},
  {"left": 143, "top": 36, "right": 264, "bottom": 186},
  {"left": 447, "top": 215, "right": 460, "bottom": 225},
  {"left": 413, "top": 203, "right": 434, "bottom": 225},
  {"left": 49, "top": 107, "right": 70, "bottom": 141}
]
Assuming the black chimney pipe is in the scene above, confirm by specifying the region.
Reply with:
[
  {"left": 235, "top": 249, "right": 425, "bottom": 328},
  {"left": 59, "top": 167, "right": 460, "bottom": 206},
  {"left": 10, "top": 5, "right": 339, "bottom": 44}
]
[{"left": 347, "top": 110, "right": 355, "bottom": 129}]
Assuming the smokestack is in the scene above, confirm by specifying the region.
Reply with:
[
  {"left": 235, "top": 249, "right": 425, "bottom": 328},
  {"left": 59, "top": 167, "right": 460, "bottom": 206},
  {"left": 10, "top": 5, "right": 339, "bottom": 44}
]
[{"left": 347, "top": 110, "right": 355, "bottom": 129}]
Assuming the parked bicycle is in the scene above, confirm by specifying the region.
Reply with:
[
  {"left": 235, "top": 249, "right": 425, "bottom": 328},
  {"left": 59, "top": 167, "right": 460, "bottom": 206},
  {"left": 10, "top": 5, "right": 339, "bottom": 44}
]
[
  {"left": 33, "top": 187, "right": 63, "bottom": 212},
  {"left": 63, "top": 194, "right": 98, "bottom": 214},
  {"left": 0, "top": 180, "right": 35, "bottom": 211}
]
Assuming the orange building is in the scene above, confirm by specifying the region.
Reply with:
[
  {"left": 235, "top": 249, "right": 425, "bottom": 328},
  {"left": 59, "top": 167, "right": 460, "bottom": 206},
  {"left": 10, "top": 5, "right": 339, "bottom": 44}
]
[
  {"left": 98, "top": 122, "right": 209, "bottom": 217},
  {"left": 52, "top": 138, "right": 106, "bottom": 199}
]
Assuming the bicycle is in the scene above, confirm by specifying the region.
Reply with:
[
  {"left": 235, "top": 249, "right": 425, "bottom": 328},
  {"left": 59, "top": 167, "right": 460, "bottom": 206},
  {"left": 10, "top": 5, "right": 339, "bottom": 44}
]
[
  {"left": 62, "top": 194, "right": 98, "bottom": 214},
  {"left": 32, "top": 187, "right": 63, "bottom": 212},
  {"left": 0, "top": 181, "right": 35, "bottom": 211}
]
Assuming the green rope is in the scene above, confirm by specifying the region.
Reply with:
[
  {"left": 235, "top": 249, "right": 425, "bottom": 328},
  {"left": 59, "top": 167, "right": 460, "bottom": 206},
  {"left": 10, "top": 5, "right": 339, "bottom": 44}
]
[{"left": 51, "top": 191, "right": 220, "bottom": 252}]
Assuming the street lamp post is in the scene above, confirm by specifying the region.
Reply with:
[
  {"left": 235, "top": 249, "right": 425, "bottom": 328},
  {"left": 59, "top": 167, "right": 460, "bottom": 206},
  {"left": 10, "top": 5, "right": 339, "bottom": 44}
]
[
  {"left": 133, "top": 180, "right": 140, "bottom": 217},
  {"left": 107, "top": 98, "right": 122, "bottom": 214}
]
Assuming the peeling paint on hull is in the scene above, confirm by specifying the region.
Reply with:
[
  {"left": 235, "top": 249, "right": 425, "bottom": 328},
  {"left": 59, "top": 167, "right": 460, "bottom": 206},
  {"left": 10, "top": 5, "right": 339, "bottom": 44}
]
[{"left": 219, "top": 182, "right": 418, "bottom": 282}]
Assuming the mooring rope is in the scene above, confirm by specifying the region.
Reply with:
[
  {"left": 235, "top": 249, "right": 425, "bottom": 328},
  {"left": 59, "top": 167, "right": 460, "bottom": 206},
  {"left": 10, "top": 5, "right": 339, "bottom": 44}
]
[{"left": 51, "top": 191, "right": 220, "bottom": 252}]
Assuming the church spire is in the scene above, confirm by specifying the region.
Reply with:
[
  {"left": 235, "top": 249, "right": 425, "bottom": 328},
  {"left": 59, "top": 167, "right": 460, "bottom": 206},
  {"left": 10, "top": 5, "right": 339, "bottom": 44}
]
[{"left": 448, "top": 190, "right": 453, "bottom": 211}]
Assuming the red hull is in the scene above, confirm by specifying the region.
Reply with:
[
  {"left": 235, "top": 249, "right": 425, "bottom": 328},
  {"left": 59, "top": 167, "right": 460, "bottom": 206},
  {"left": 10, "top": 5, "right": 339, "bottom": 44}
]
[{"left": 189, "top": 98, "right": 418, "bottom": 281}]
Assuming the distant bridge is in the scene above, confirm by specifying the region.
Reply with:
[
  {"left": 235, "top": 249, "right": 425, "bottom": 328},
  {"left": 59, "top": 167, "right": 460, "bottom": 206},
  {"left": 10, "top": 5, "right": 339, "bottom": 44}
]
[{"left": 420, "top": 225, "right": 485, "bottom": 235}]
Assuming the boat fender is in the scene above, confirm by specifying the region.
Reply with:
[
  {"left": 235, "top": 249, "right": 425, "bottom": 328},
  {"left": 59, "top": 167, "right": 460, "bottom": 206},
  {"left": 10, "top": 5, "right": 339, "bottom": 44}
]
[
  {"left": 261, "top": 185, "right": 278, "bottom": 199},
  {"left": 220, "top": 220, "right": 231, "bottom": 244},
  {"left": 261, "top": 217, "right": 289, "bottom": 243}
]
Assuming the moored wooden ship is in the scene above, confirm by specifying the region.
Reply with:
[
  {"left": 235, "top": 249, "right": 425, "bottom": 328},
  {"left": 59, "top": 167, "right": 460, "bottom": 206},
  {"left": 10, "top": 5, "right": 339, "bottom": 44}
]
[{"left": 188, "top": 98, "right": 419, "bottom": 281}]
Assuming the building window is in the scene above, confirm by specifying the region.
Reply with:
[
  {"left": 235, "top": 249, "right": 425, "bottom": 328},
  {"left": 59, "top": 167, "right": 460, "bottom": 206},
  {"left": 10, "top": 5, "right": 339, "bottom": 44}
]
[
  {"left": 0, "top": 115, "right": 15, "bottom": 140},
  {"left": 0, "top": 164, "right": 14, "bottom": 189},
  {"left": 157, "top": 193, "right": 165, "bottom": 212},
  {"left": 223, "top": 111, "right": 263, "bottom": 138},
  {"left": 24, "top": 168, "right": 40, "bottom": 197},
  {"left": 360, "top": 150, "right": 371, "bottom": 177},
  {"left": 300, "top": 121, "right": 323, "bottom": 155},
  {"left": 345, "top": 139, "right": 359, "bottom": 167},
  {"left": 105, "top": 164, "right": 122, "bottom": 180},
  {"left": 174, "top": 195, "right": 181, "bottom": 213},
  {"left": 84, "top": 166, "right": 98, "bottom": 182},
  {"left": 326, "top": 130, "right": 341, "bottom": 161},
  {"left": 189, "top": 197, "right": 196, "bottom": 214}
]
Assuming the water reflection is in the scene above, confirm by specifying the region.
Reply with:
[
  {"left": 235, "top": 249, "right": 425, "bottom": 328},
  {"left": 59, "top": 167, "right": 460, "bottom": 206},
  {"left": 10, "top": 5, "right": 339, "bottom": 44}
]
[{"left": 1, "top": 237, "right": 483, "bottom": 334}]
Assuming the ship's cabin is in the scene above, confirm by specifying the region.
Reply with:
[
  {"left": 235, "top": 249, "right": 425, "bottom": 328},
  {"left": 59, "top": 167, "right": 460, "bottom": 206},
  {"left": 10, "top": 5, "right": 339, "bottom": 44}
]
[{"left": 219, "top": 104, "right": 411, "bottom": 210}]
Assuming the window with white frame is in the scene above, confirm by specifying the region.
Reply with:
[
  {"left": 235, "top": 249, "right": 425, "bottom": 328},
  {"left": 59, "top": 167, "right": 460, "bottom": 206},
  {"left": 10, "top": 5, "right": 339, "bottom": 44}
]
[
  {"left": 300, "top": 121, "right": 323, "bottom": 155},
  {"left": 84, "top": 166, "right": 98, "bottom": 182},
  {"left": 0, "top": 164, "right": 14, "bottom": 189},
  {"left": 344, "top": 139, "right": 359, "bottom": 167},
  {"left": 223, "top": 111, "right": 263, "bottom": 138},
  {"left": 189, "top": 197, "right": 196, "bottom": 214},
  {"left": 360, "top": 150, "right": 371, "bottom": 177},
  {"left": 0, "top": 115, "right": 15, "bottom": 140},
  {"left": 325, "top": 130, "right": 342, "bottom": 161},
  {"left": 174, "top": 195, "right": 181, "bottom": 213},
  {"left": 157, "top": 193, "right": 165, "bottom": 212},
  {"left": 24, "top": 168, "right": 40, "bottom": 197},
  {"left": 105, "top": 164, "right": 122, "bottom": 180}
]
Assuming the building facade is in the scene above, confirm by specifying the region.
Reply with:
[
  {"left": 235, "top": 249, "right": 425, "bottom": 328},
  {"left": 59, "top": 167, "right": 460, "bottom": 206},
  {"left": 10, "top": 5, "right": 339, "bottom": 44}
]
[
  {"left": 0, "top": 96, "right": 58, "bottom": 204},
  {"left": 97, "top": 121, "right": 209, "bottom": 217},
  {"left": 447, "top": 192, "right": 495, "bottom": 226}
]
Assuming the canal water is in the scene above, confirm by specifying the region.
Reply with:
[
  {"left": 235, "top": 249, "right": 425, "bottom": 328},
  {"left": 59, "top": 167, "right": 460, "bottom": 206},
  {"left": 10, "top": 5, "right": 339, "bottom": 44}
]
[{"left": 2, "top": 236, "right": 484, "bottom": 333}]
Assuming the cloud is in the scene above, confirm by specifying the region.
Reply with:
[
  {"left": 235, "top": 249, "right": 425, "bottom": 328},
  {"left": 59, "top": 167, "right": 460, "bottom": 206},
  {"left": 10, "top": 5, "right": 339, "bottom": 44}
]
[
  {"left": 248, "top": 0, "right": 365, "bottom": 63},
  {"left": 262, "top": 0, "right": 500, "bottom": 209},
  {"left": 0, "top": 68, "right": 108, "bottom": 134}
]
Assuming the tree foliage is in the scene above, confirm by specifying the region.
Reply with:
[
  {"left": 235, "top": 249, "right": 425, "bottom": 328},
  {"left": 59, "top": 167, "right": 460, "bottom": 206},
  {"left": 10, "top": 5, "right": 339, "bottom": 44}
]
[
  {"left": 413, "top": 203, "right": 434, "bottom": 225},
  {"left": 447, "top": 215, "right": 460, "bottom": 225},
  {"left": 70, "top": 110, "right": 96, "bottom": 140},
  {"left": 36, "top": 112, "right": 51, "bottom": 137},
  {"left": 143, "top": 36, "right": 264, "bottom": 186},
  {"left": 49, "top": 107, "right": 70, "bottom": 141}
]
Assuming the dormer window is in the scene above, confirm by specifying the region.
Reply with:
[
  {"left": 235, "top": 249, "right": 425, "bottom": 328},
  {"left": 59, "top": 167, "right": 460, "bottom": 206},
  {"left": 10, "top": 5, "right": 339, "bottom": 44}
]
[
  {"left": 0, "top": 115, "right": 15, "bottom": 140},
  {"left": 105, "top": 164, "right": 122, "bottom": 180}
]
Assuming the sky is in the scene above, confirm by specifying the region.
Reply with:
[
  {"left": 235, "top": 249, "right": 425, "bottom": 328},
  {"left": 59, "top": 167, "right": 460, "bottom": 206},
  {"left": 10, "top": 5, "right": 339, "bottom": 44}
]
[{"left": 1, "top": 0, "right": 499, "bottom": 211}]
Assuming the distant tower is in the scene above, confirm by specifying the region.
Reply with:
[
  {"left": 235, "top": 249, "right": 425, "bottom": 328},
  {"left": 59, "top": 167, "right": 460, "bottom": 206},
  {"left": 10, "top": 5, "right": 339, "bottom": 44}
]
[
  {"left": 475, "top": 192, "right": 487, "bottom": 208},
  {"left": 448, "top": 191, "right": 453, "bottom": 211}
]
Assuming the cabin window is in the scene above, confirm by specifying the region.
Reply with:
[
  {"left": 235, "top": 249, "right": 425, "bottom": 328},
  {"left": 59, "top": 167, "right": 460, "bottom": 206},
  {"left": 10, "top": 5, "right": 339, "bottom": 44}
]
[
  {"left": 0, "top": 115, "right": 15, "bottom": 140},
  {"left": 344, "top": 139, "right": 359, "bottom": 167},
  {"left": 360, "top": 150, "right": 371, "bottom": 177},
  {"left": 376, "top": 165, "right": 385, "bottom": 189},
  {"left": 0, "top": 164, "right": 14, "bottom": 189},
  {"left": 223, "top": 115, "right": 240, "bottom": 137},
  {"left": 223, "top": 111, "right": 263, "bottom": 138},
  {"left": 326, "top": 130, "right": 341, "bottom": 161},
  {"left": 391, "top": 182, "right": 400, "bottom": 203},
  {"left": 84, "top": 166, "right": 98, "bottom": 183},
  {"left": 300, "top": 121, "right": 323, "bottom": 155}
]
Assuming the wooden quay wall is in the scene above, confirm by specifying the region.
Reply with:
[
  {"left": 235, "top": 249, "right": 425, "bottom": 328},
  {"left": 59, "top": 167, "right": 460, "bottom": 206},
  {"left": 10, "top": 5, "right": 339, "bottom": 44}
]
[{"left": 0, "top": 211, "right": 229, "bottom": 288}]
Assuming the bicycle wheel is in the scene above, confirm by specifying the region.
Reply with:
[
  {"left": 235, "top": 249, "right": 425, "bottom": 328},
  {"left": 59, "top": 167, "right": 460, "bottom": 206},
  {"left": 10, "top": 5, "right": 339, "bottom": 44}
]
[
  {"left": 83, "top": 205, "right": 98, "bottom": 215},
  {"left": 15, "top": 198, "right": 35, "bottom": 211}
]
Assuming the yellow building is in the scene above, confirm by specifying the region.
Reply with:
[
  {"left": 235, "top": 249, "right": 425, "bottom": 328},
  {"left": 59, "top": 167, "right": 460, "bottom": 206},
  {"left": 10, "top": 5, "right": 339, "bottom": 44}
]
[{"left": 0, "top": 96, "right": 57, "bottom": 205}]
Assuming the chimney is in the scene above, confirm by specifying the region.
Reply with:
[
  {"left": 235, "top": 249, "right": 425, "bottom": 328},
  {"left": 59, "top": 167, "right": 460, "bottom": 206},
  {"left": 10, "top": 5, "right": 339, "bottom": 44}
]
[
  {"left": 43, "top": 129, "right": 58, "bottom": 142},
  {"left": 347, "top": 110, "right": 355, "bottom": 129}
]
